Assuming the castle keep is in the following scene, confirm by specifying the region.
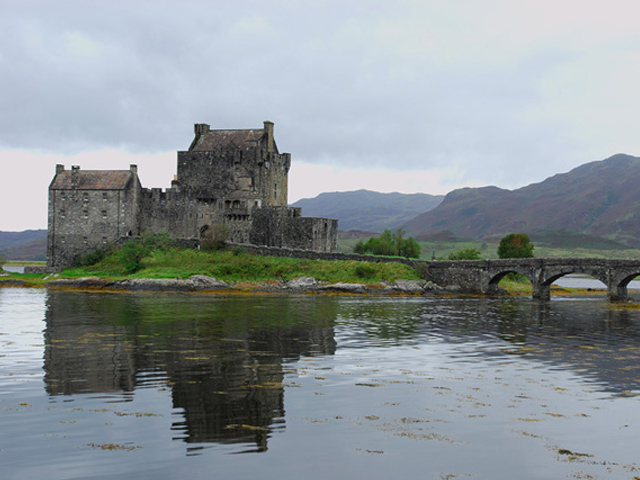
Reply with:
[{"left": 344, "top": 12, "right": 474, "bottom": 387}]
[{"left": 47, "top": 121, "right": 338, "bottom": 268}]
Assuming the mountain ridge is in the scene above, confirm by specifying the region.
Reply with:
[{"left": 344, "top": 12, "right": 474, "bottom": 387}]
[
  {"left": 291, "top": 189, "right": 444, "bottom": 232},
  {"left": 401, "top": 153, "right": 640, "bottom": 246}
]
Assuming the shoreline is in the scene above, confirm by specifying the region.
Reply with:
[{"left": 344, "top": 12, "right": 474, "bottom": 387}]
[{"left": 0, "top": 271, "right": 610, "bottom": 298}]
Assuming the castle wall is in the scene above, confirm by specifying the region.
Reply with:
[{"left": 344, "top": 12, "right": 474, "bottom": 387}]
[
  {"left": 176, "top": 149, "right": 290, "bottom": 207},
  {"left": 250, "top": 208, "right": 338, "bottom": 253},
  {"left": 47, "top": 172, "right": 141, "bottom": 268}
]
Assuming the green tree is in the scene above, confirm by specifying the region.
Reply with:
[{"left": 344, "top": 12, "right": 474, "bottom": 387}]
[
  {"left": 353, "top": 229, "right": 421, "bottom": 258},
  {"left": 448, "top": 247, "right": 483, "bottom": 260},
  {"left": 497, "top": 233, "right": 534, "bottom": 259}
]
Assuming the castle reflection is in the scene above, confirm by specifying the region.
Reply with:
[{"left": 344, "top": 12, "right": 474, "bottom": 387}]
[{"left": 43, "top": 291, "right": 337, "bottom": 450}]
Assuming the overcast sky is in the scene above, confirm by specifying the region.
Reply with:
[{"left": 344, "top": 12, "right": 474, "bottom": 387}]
[{"left": 2, "top": 0, "right": 640, "bottom": 231}]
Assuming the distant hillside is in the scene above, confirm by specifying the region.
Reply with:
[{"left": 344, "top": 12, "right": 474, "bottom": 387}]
[
  {"left": 401, "top": 154, "right": 640, "bottom": 247},
  {"left": 0, "top": 230, "right": 47, "bottom": 261},
  {"left": 291, "top": 190, "right": 444, "bottom": 232}
]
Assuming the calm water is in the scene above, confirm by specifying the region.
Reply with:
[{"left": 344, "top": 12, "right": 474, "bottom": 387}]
[{"left": 2, "top": 288, "right": 640, "bottom": 479}]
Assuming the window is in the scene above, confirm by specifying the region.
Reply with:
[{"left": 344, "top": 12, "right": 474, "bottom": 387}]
[
  {"left": 83, "top": 210, "right": 89, "bottom": 218},
  {"left": 83, "top": 193, "right": 89, "bottom": 202},
  {"left": 61, "top": 192, "right": 66, "bottom": 201},
  {"left": 83, "top": 236, "right": 88, "bottom": 244},
  {"left": 102, "top": 210, "right": 107, "bottom": 219},
  {"left": 102, "top": 236, "right": 107, "bottom": 244},
  {"left": 103, "top": 192, "right": 108, "bottom": 201},
  {"left": 60, "top": 209, "right": 66, "bottom": 218}
]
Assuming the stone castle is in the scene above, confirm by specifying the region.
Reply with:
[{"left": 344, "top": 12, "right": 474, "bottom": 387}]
[{"left": 47, "top": 121, "right": 338, "bottom": 268}]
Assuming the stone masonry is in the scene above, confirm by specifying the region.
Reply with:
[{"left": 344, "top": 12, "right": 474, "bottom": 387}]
[{"left": 47, "top": 121, "right": 338, "bottom": 268}]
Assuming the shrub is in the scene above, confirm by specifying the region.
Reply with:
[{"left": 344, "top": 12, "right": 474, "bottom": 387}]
[
  {"left": 120, "top": 240, "right": 145, "bottom": 274},
  {"left": 353, "top": 229, "right": 421, "bottom": 258},
  {"left": 355, "top": 264, "right": 376, "bottom": 279},
  {"left": 201, "top": 223, "right": 230, "bottom": 251},
  {"left": 497, "top": 233, "right": 534, "bottom": 259},
  {"left": 448, "top": 248, "right": 483, "bottom": 260},
  {"left": 75, "top": 248, "right": 107, "bottom": 267}
]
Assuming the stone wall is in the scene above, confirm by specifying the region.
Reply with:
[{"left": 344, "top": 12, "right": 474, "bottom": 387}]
[{"left": 47, "top": 174, "right": 141, "bottom": 268}]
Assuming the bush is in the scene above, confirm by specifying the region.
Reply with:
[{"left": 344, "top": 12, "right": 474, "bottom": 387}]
[
  {"left": 201, "top": 223, "right": 229, "bottom": 251},
  {"left": 497, "top": 233, "right": 534, "bottom": 259},
  {"left": 448, "top": 248, "right": 483, "bottom": 260},
  {"left": 353, "top": 229, "right": 421, "bottom": 258},
  {"left": 120, "top": 240, "right": 145, "bottom": 274},
  {"left": 75, "top": 248, "right": 107, "bottom": 267},
  {"left": 355, "top": 264, "right": 376, "bottom": 279}
]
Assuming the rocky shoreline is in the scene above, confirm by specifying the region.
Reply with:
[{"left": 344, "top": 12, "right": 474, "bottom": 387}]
[{"left": 0, "top": 272, "right": 469, "bottom": 296}]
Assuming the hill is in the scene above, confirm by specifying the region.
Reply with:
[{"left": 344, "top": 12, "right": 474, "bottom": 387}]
[
  {"left": 0, "top": 230, "right": 47, "bottom": 261},
  {"left": 401, "top": 154, "right": 640, "bottom": 247},
  {"left": 291, "top": 190, "right": 444, "bottom": 232}
]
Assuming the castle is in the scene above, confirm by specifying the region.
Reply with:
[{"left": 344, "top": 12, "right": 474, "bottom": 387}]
[{"left": 47, "top": 121, "right": 338, "bottom": 268}]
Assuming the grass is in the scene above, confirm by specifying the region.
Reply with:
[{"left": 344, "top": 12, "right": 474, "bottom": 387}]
[
  {"left": 61, "top": 246, "right": 420, "bottom": 284},
  {"left": 338, "top": 237, "right": 640, "bottom": 260}
]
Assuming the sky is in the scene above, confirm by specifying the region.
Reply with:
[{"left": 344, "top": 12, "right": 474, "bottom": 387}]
[{"left": 2, "top": 0, "right": 640, "bottom": 231}]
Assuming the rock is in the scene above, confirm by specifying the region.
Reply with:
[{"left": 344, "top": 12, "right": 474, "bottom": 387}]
[
  {"left": 423, "top": 281, "right": 443, "bottom": 291},
  {"left": 286, "top": 276, "right": 318, "bottom": 289},
  {"left": 111, "top": 278, "right": 191, "bottom": 291},
  {"left": 188, "top": 275, "right": 230, "bottom": 289},
  {"left": 49, "top": 277, "right": 109, "bottom": 288},
  {"left": 394, "top": 279, "right": 425, "bottom": 293},
  {"left": 318, "top": 282, "right": 367, "bottom": 294}
]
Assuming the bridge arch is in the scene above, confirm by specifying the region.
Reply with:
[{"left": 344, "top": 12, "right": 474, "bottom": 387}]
[
  {"left": 487, "top": 268, "right": 536, "bottom": 295},
  {"left": 420, "top": 258, "right": 640, "bottom": 301}
]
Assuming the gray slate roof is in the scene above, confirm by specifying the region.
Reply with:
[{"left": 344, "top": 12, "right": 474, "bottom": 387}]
[{"left": 50, "top": 170, "right": 134, "bottom": 190}]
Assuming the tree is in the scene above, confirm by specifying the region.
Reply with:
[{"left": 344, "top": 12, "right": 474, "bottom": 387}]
[
  {"left": 497, "top": 233, "right": 534, "bottom": 259},
  {"left": 448, "top": 247, "right": 483, "bottom": 260},
  {"left": 353, "top": 229, "right": 421, "bottom": 258},
  {"left": 200, "top": 223, "right": 229, "bottom": 251}
]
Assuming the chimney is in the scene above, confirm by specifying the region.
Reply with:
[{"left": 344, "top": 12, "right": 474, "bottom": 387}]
[
  {"left": 55, "top": 164, "right": 65, "bottom": 175},
  {"left": 71, "top": 165, "right": 80, "bottom": 189},
  {"left": 130, "top": 164, "right": 138, "bottom": 175},
  {"left": 263, "top": 120, "right": 275, "bottom": 152},
  {"left": 194, "top": 123, "right": 210, "bottom": 136}
]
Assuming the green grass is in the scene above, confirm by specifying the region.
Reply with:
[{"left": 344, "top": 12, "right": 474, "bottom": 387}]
[
  {"left": 338, "top": 237, "right": 640, "bottom": 260},
  {"left": 62, "top": 247, "right": 420, "bottom": 284}
]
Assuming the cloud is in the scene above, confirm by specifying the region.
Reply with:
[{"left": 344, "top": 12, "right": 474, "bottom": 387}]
[{"left": 1, "top": 0, "right": 640, "bottom": 230}]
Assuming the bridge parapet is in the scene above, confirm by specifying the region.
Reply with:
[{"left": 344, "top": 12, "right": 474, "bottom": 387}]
[{"left": 420, "top": 258, "right": 640, "bottom": 301}]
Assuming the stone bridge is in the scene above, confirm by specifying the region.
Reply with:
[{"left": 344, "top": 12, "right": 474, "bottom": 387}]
[{"left": 420, "top": 258, "right": 640, "bottom": 301}]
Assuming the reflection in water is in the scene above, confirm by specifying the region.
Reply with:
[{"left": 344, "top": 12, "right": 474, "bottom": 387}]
[
  {"left": 28, "top": 289, "right": 640, "bottom": 478},
  {"left": 43, "top": 292, "right": 337, "bottom": 450},
  {"left": 42, "top": 291, "right": 640, "bottom": 452}
]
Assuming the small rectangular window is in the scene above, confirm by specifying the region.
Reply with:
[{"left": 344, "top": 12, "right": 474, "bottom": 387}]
[
  {"left": 61, "top": 192, "right": 66, "bottom": 201},
  {"left": 60, "top": 209, "right": 66, "bottom": 217},
  {"left": 103, "top": 192, "right": 108, "bottom": 201},
  {"left": 83, "top": 193, "right": 89, "bottom": 202},
  {"left": 83, "top": 236, "right": 88, "bottom": 243},
  {"left": 102, "top": 210, "right": 107, "bottom": 218},
  {"left": 83, "top": 210, "right": 88, "bottom": 218}
]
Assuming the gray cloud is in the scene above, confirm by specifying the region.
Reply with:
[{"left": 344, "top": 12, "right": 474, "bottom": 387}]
[{"left": 2, "top": 0, "right": 640, "bottom": 230}]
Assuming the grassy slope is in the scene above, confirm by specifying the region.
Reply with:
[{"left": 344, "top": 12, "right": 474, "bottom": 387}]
[{"left": 62, "top": 247, "right": 420, "bottom": 284}]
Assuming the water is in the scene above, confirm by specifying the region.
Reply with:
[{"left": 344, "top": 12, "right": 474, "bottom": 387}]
[
  {"left": 553, "top": 273, "right": 640, "bottom": 290},
  {"left": 2, "top": 288, "right": 640, "bottom": 479}
]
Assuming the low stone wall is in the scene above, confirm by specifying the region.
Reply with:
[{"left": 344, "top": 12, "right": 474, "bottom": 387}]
[{"left": 228, "top": 242, "right": 421, "bottom": 267}]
